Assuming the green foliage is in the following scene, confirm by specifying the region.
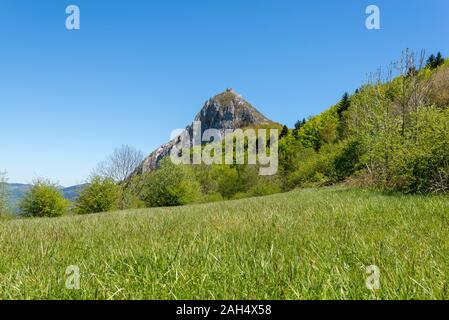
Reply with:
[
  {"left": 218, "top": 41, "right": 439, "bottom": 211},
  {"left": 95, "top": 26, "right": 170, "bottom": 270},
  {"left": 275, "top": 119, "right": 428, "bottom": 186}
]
[
  {"left": 214, "top": 165, "right": 258, "bottom": 199},
  {"left": 19, "top": 180, "right": 69, "bottom": 217},
  {"left": 294, "top": 118, "right": 306, "bottom": 130},
  {"left": 333, "top": 140, "right": 361, "bottom": 180},
  {"left": 429, "top": 66, "right": 449, "bottom": 108},
  {"left": 293, "top": 118, "right": 306, "bottom": 139},
  {"left": 286, "top": 144, "right": 341, "bottom": 188},
  {"left": 336, "top": 93, "right": 351, "bottom": 139},
  {"left": 118, "top": 183, "right": 146, "bottom": 210},
  {"left": 139, "top": 159, "right": 202, "bottom": 207},
  {"left": 388, "top": 107, "right": 449, "bottom": 193},
  {"left": 279, "top": 125, "right": 289, "bottom": 140},
  {"left": 199, "top": 192, "right": 224, "bottom": 203},
  {"left": 246, "top": 177, "right": 281, "bottom": 197},
  {"left": 427, "top": 52, "right": 445, "bottom": 69},
  {"left": 276, "top": 58, "right": 449, "bottom": 195},
  {"left": 191, "top": 164, "right": 220, "bottom": 196},
  {"left": 344, "top": 58, "right": 449, "bottom": 194},
  {"left": 295, "top": 109, "right": 339, "bottom": 151},
  {"left": 75, "top": 176, "right": 121, "bottom": 214},
  {"left": 337, "top": 92, "right": 351, "bottom": 118}
]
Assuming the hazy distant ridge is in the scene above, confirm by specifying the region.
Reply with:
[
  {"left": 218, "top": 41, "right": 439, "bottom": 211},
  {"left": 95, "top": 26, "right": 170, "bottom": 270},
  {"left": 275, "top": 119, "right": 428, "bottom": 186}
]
[{"left": 6, "top": 183, "right": 86, "bottom": 207}]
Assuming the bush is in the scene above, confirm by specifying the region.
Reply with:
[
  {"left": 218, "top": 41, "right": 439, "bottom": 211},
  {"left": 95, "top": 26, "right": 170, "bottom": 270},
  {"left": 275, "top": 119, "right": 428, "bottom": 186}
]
[
  {"left": 284, "top": 147, "right": 331, "bottom": 189},
  {"left": 19, "top": 180, "right": 69, "bottom": 217},
  {"left": 75, "top": 176, "right": 121, "bottom": 214},
  {"left": 333, "top": 140, "right": 361, "bottom": 180},
  {"left": 118, "top": 185, "right": 146, "bottom": 210},
  {"left": 140, "top": 159, "right": 201, "bottom": 207},
  {"left": 192, "top": 164, "right": 220, "bottom": 195},
  {"left": 388, "top": 107, "right": 449, "bottom": 193}
]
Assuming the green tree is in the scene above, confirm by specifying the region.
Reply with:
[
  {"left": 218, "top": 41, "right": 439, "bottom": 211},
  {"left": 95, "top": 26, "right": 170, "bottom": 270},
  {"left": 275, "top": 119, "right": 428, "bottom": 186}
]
[
  {"left": 435, "top": 52, "right": 445, "bottom": 68},
  {"left": 293, "top": 118, "right": 306, "bottom": 139},
  {"left": 19, "top": 180, "right": 69, "bottom": 217},
  {"left": 294, "top": 118, "right": 306, "bottom": 130},
  {"left": 426, "top": 54, "right": 436, "bottom": 69},
  {"left": 279, "top": 125, "right": 289, "bottom": 140},
  {"left": 140, "top": 159, "right": 201, "bottom": 207},
  {"left": 337, "top": 92, "right": 351, "bottom": 119},
  {"left": 336, "top": 93, "right": 351, "bottom": 139},
  {"left": 75, "top": 176, "right": 121, "bottom": 214},
  {"left": 427, "top": 52, "right": 445, "bottom": 69}
]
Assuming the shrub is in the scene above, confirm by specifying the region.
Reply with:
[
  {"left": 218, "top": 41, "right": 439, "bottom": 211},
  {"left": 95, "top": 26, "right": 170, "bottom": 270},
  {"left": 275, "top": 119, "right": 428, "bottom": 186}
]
[
  {"left": 388, "top": 107, "right": 449, "bottom": 193},
  {"left": 75, "top": 176, "right": 121, "bottom": 214},
  {"left": 140, "top": 159, "right": 201, "bottom": 207},
  {"left": 333, "top": 140, "right": 361, "bottom": 180},
  {"left": 19, "top": 180, "right": 69, "bottom": 217},
  {"left": 429, "top": 66, "right": 449, "bottom": 108},
  {"left": 192, "top": 164, "right": 220, "bottom": 196},
  {"left": 118, "top": 185, "right": 146, "bottom": 210}
]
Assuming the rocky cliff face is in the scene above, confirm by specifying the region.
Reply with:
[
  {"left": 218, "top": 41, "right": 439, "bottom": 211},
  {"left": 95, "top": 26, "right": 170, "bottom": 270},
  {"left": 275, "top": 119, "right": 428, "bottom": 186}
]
[{"left": 133, "top": 89, "right": 274, "bottom": 175}]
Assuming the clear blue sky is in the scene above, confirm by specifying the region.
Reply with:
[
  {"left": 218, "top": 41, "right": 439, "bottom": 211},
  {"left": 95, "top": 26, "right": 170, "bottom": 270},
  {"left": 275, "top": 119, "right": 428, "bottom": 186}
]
[{"left": 1, "top": 0, "right": 448, "bottom": 186}]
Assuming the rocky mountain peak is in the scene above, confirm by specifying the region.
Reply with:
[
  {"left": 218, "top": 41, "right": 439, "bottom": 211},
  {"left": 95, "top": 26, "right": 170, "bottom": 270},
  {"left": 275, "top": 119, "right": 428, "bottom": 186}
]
[
  {"left": 191, "top": 89, "right": 271, "bottom": 136},
  {"left": 133, "top": 89, "right": 275, "bottom": 175}
]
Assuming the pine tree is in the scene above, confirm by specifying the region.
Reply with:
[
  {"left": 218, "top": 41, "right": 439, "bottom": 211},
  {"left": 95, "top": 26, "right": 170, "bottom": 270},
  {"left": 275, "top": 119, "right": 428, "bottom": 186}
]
[
  {"left": 426, "top": 54, "right": 436, "bottom": 69},
  {"left": 294, "top": 118, "right": 306, "bottom": 130},
  {"left": 337, "top": 93, "right": 350, "bottom": 119},
  {"left": 280, "top": 125, "right": 289, "bottom": 140},
  {"left": 435, "top": 52, "right": 445, "bottom": 68},
  {"left": 427, "top": 52, "right": 445, "bottom": 69}
]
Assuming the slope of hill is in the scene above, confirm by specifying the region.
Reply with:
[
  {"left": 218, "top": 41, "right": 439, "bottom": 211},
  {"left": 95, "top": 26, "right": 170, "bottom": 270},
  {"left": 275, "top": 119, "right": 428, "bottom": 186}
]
[
  {"left": 6, "top": 183, "right": 30, "bottom": 207},
  {"left": 1, "top": 187, "right": 448, "bottom": 299}
]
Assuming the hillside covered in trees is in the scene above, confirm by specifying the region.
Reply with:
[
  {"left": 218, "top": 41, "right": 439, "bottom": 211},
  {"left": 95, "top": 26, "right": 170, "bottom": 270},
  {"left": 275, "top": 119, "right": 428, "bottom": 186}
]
[
  {"left": 278, "top": 50, "right": 449, "bottom": 195},
  {"left": 2, "top": 50, "right": 449, "bottom": 218},
  {"left": 107, "top": 50, "right": 449, "bottom": 213}
]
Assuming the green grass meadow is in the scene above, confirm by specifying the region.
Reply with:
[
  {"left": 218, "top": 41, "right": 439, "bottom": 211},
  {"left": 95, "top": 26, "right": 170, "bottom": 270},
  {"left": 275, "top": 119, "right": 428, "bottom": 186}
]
[{"left": 1, "top": 187, "right": 449, "bottom": 300}]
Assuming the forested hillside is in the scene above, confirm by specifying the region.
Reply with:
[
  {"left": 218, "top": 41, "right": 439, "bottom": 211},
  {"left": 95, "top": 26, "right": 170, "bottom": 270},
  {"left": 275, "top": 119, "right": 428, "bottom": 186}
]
[
  {"left": 2, "top": 51, "right": 448, "bottom": 218},
  {"left": 69, "top": 50, "right": 449, "bottom": 215},
  {"left": 279, "top": 50, "right": 449, "bottom": 194}
]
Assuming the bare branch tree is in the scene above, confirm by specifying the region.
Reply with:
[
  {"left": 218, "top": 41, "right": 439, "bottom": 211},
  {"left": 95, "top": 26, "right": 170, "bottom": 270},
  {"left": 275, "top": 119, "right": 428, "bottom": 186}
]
[
  {"left": 94, "top": 145, "right": 144, "bottom": 182},
  {"left": 394, "top": 49, "right": 433, "bottom": 138}
]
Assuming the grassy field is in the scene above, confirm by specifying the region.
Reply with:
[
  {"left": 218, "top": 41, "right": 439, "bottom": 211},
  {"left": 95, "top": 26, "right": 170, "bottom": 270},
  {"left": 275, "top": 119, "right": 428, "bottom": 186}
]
[{"left": 1, "top": 187, "right": 449, "bottom": 300}]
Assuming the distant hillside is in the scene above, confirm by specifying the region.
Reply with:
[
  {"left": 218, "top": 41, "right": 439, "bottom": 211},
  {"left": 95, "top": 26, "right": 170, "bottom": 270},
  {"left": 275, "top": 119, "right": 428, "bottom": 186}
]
[
  {"left": 6, "top": 183, "right": 87, "bottom": 208},
  {"left": 61, "top": 184, "right": 88, "bottom": 202},
  {"left": 6, "top": 184, "right": 31, "bottom": 207}
]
